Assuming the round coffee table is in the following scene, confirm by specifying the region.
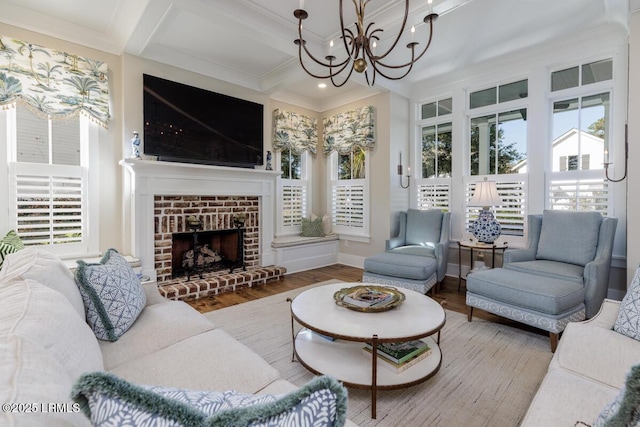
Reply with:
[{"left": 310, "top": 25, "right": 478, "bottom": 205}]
[{"left": 288, "top": 282, "right": 446, "bottom": 419}]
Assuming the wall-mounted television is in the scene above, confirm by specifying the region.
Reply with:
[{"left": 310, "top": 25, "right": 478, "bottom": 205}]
[{"left": 143, "top": 74, "right": 264, "bottom": 168}]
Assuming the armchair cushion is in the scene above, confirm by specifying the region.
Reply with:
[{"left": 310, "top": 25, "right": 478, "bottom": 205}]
[
  {"left": 466, "top": 268, "right": 585, "bottom": 315},
  {"left": 505, "top": 260, "right": 584, "bottom": 284},
  {"left": 364, "top": 252, "right": 436, "bottom": 281},
  {"left": 389, "top": 245, "right": 435, "bottom": 257},
  {"left": 405, "top": 209, "right": 442, "bottom": 247},
  {"left": 536, "top": 210, "right": 602, "bottom": 267}
]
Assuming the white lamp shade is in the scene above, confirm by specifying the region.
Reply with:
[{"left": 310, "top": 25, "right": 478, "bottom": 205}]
[{"left": 469, "top": 179, "right": 503, "bottom": 208}]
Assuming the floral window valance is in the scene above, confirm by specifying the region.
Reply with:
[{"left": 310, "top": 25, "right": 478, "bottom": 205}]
[
  {"left": 272, "top": 109, "right": 318, "bottom": 155},
  {"left": 0, "top": 35, "right": 110, "bottom": 127},
  {"left": 323, "top": 105, "right": 375, "bottom": 155}
]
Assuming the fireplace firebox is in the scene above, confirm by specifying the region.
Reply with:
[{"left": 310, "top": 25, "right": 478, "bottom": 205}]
[{"left": 172, "top": 228, "right": 245, "bottom": 280}]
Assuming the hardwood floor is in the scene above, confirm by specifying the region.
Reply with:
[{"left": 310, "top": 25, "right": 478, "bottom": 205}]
[
  {"left": 186, "top": 264, "right": 547, "bottom": 340},
  {"left": 188, "top": 264, "right": 472, "bottom": 318}
]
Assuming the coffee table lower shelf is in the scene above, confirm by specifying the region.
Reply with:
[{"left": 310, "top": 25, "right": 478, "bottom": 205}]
[{"left": 293, "top": 329, "right": 442, "bottom": 417}]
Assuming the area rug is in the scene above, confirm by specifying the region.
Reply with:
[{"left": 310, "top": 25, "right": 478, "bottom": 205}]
[{"left": 204, "top": 280, "right": 552, "bottom": 427}]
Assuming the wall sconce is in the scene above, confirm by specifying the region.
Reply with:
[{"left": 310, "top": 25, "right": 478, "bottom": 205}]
[
  {"left": 398, "top": 152, "right": 411, "bottom": 189},
  {"left": 603, "top": 124, "right": 628, "bottom": 183}
]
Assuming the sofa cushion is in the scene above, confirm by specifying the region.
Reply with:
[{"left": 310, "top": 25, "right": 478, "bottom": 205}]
[
  {"left": 364, "top": 252, "right": 437, "bottom": 280},
  {"left": 108, "top": 328, "right": 280, "bottom": 394},
  {"left": 0, "top": 335, "right": 90, "bottom": 427},
  {"left": 72, "top": 372, "right": 347, "bottom": 427},
  {"left": 466, "top": 268, "right": 585, "bottom": 315},
  {"left": 0, "top": 247, "right": 86, "bottom": 318},
  {"left": 0, "top": 229, "right": 24, "bottom": 268},
  {"left": 594, "top": 365, "right": 640, "bottom": 427},
  {"left": 554, "top": 321, "right": 640, "bottom": 390},
  {"left": 0, "top": 278, "right": 103, "bottom": 380},
  {"left": 100, "top": 300, "right": 216, "bottom": 370},
  {"left": 614, "top": 267, "right": 640, "bottom": 341},
  {"left": 536, "top": 210, "right": 602, "bottom": 266},
  {"left": 75, "top": 248, "right": 146, "bottom": 341},
  {"left": 405, "top": 209, "right": 442, "bottom": 247}
]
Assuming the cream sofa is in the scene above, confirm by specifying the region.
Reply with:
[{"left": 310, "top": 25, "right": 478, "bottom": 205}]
[
  {"left": 0, "top": 248, "right": 355, "bottom": 426},
  {"left": 521, "top": 298, "right": 640, "bottom": 426}
]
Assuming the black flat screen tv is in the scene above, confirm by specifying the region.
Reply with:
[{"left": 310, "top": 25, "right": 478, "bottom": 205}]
[{"left": 143, "top": 74, "right": 264, "bottom": 168}]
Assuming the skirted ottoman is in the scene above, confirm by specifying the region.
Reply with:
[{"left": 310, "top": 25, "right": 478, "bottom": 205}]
[
  {"left": 466, "top": 268, "right": 586, "bottom": 351},
  {"left": 362, "top": 252, "right": 437, "bottom": 294}
]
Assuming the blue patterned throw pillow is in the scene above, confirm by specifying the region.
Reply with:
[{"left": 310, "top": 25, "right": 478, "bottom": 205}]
[
  {"left": 614, "top": 267, "right": 640, "bottom": 341},
  {"left": 75, "top": 248, "right": 146, "bottom": 341},
  {"left": 72, "top": 372, "right": 348, "bottom": 427}
]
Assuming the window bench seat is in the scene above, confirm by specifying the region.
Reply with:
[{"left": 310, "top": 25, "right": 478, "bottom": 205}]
[{"left": 271, "top": 234, "right": 339, "bottom": 274}]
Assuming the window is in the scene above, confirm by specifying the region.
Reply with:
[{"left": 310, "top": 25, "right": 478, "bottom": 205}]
[
  {"left": 330, "top": 148, "right": 369, "bottom": 238},
  {"left": 466, "top": 80, "right": 528, "bottom": 239},
  {"left": 549, "top": 59, "right": 612, "bottom": 215},
  {"left": 416, "top": 97, "right": 452, "bottom": 211},
  {"left": 5, "top": 104, "right": 99, "bottom": 257},
  {"left": 278, "top": 149, "right": 308, "bottom": 233}
]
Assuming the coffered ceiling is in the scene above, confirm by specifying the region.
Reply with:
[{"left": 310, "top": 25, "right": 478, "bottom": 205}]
[{"left": 0, "top": 0, "right": 631, "bottom": 111}]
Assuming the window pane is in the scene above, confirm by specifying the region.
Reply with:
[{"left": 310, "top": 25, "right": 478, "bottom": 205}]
[
  {"left": 470, "top": 115, "right": 496, "bottom": 175},
  {"left": 551, "top": 66, "right": 579, "bottom": 91},
  {"left": 437, "top": 122, "right": 452, "bottom": 177},
  {"left": 16, "top": 107, "right": 48, "bottom": 164},
  {"left": 437, "top": 98, "right": 452, "bottom": 116},
  {"left": 552, "top": 93, "right": 607, "bottom": 172},
  {"left": 497, "top": 110, "right": 527, "bottom": 174},
  {"left": 470, "top": 87, "right": 496, "bottom": 109},
  {"left": 580, "top": 93, "right": 608, "bottom": 170},
  {"left": 52, "top": 117, "right": 80, "bottom": 166},
  {"left": 499, "top": 80, "right": 528, "bottom": 103},
  {"left": 421, "top": 102, "right": 437, "bottom": 119},
  {"left": 291, "top": 152, "right": 301, "bottom": 179},
  {"left": 280, "top": 149, "right": 291, "bottom": 178},
  {"left": 582, "top": 59, "right": 612, "bottom": 85},
  {"left": 421, "top": 125, "right": 436, "bottom": 178},
  {"left": 353, "top": 148, "right": 365, "bottom": 179},
  {"left": 338, "top": 154, "right": 351, "bottom": 180}
]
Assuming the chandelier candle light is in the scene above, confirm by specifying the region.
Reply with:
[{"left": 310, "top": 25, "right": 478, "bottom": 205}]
[
  {"left": 468, "top": 177, "right": 504, "bottom": 244},
  {"left": 294, "top": 0, "right": 439, "bottom": 87}
]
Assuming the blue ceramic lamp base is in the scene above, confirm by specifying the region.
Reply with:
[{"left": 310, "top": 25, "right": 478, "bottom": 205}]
[{"left": 471, "top": 208, "right": 502, "bottom": 244}]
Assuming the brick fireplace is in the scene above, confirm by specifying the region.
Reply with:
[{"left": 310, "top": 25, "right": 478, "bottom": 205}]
[
  {"left": 154, "top": 195, "right": 259, "bottom": 282},
  {"left": 121, "top": 159, "right": 284, "bottom": 299}
]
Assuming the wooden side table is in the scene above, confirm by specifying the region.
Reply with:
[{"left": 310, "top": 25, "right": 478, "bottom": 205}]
[{"left": 457, "top": 241, "right": 508, "bottom": 291}]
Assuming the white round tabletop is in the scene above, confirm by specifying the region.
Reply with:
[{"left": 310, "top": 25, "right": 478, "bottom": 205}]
[{"left": 290, "top": 282, "right": 446, "bottom": 341}]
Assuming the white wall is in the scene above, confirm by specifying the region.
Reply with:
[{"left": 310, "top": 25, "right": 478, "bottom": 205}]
[{"left": 627, "top": 9, "right": 640, "bottom": 284}]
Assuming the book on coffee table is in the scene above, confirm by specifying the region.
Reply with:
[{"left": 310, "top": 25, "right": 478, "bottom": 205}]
[
  {"left": 362, "top": 345, "right": 432, "bottom": 373},
  {"left": 342, "top": 288, "right": 394, "bottom": 308},
  {"left": 363, "top": 339, "right": 431, "bottom": 364}
]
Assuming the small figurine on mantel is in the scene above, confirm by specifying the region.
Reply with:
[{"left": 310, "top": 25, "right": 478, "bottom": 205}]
[
  {"left": 131, "top": 131, "right": 141, "bottom": 158},
  {"left": 266, "top": 150, "right": 273, "bottom": 170}
]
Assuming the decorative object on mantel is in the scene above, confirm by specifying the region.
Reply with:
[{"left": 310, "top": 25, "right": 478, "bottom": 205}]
[
  {"left": 272, "top": 110, "right": 318, "bottom": 155},
  {"left": 266, "top": 151, "right": 273, "bottom": 170},
  {"left": 468, "top": 177, "right": 504, "bottom": 244},
  {"left": 323, "top": 106, "right": 375, "bottom": 155},
  {"left": 130, "top": 131, "right": 141, "bottom": 158},
  {"left": 293, "top": 0, "right": 438, "bottom": 87},
  {"left": 0, "top": 35, "right": 110, "bottom": 127},
  {"left": 187, "top": 215, "right": 202, "bottom": 232}
]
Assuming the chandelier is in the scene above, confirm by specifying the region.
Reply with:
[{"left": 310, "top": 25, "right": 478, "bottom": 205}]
[{"left": 294, "top": 0, "right": 438, "bottom": 87}]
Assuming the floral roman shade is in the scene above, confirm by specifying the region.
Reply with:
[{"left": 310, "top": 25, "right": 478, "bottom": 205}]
[
  {"left": 273, "top": 109, "right": 318, "bottom": 155},
  {"left": 0, "top": 35, "right": 110, "bottom": 127},
  {"left": 323, "top": 106, "right": 375, "bottom": 155}
]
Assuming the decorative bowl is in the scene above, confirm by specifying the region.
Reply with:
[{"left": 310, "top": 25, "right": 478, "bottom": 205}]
[{"left": 333, "top": 285, "right": 405, "bottom": 313}]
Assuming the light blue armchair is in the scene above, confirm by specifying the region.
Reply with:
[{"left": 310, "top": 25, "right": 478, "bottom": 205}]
[
  {"left": 363, "top": 209, "right": 451, "bottom": 294},
  {"left": 466, "top": 210, "right": 617, "bottom": 351}
]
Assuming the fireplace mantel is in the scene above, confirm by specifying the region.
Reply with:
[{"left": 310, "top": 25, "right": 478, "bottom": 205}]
[{"left": 121, "top": 158, "right": 280, "bottom": 281}]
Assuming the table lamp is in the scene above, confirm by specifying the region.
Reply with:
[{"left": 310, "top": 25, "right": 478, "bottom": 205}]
[{"left": 468, "top": 177, "right": 503, "bottom": 244}]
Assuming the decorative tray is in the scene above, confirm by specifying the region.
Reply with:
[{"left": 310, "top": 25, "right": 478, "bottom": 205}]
[{"left": 333, "top": 285, "right": 405, "bottom": 313}]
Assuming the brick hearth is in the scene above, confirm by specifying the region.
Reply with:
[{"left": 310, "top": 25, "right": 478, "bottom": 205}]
[{"left": 158, "top": 266, "right": 286, "bottom": 301}]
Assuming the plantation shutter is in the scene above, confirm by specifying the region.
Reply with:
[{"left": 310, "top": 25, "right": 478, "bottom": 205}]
[
  {"left": 332, "top": 183, "right": 365, "bottom": 228},
  {"left": 549, "top": 179, "right": 608, "bottom": 213},
  {"left": 417, "top": 182, "right": 450, "bottom": 211},
  {"left": 281, "top": 183, "right": 307, "bottom": 227}
]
